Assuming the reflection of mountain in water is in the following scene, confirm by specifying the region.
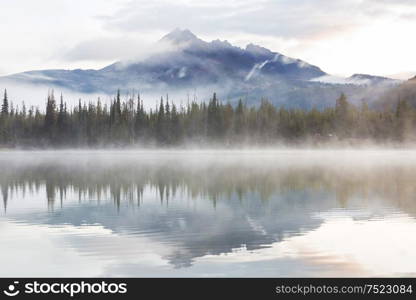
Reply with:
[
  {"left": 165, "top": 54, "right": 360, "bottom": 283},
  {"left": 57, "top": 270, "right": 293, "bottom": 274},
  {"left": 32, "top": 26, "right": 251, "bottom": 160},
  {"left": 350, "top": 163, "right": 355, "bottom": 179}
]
[
  {"left": 3, "top": 189, "right": 330, "bottom": 268},
  {"left": 1, "top": 153, "right": 416, "bottom": 268}
]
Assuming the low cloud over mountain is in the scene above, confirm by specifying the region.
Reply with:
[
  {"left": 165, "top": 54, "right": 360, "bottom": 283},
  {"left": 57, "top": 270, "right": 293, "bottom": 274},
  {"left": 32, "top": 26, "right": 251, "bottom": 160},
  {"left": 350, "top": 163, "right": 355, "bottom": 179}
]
[{"left": 0, "top": 29, "right": 401, "bottom": 108}]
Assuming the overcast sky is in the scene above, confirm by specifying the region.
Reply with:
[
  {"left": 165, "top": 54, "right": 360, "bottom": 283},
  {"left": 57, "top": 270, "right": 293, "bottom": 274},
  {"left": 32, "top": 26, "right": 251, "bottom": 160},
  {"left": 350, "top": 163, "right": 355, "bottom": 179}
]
[{"left": 1, "top": 0, "right": 415, "bottom": 78}]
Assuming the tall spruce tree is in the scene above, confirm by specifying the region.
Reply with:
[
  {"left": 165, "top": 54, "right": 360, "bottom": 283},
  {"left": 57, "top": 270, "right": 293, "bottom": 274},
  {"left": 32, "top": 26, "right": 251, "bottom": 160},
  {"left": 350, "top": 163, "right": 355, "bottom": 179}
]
[
  {"left": 44, "top": 91, "right": 57, "bottom": 142},
  {"left": 1, "top": 89, "right": 8, "bottom": 116}
]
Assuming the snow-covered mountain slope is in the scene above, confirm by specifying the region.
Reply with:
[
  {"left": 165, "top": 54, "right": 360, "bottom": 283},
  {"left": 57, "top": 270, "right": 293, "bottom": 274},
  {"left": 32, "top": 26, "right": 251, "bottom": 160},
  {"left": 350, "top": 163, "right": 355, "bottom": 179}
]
[
  {"left": 311, "top": 73, "right": 400, "bottom": 86},
  {"left": 0, "top": 29, "right": 403, "bottom": 108}
]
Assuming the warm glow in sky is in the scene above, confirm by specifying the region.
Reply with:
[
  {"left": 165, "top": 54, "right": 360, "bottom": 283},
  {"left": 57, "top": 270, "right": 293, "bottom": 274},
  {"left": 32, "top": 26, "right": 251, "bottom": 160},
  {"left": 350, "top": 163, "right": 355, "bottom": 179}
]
[{"left": 1, "top": 0, "right": 415, "bottom": 78}]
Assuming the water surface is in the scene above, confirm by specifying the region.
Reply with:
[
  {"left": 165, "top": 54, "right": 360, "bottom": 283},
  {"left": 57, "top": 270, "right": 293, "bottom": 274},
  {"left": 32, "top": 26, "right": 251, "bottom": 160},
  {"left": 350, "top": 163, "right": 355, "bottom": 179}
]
[{"left": 1, "top": 150, "right": 415, "bottom": 277}]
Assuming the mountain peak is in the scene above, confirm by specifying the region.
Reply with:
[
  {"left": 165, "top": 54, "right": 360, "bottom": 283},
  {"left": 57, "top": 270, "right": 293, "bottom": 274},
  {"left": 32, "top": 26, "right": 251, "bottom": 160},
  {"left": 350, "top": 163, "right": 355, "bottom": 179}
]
[
  {"left": 211, "top": 39, "right": 233, "bottom": 48},
  {"left": 245, "top": 43, "right": 273, "bottom": 56},
  {"left": 161, "top": 28, "right": 200, "bottom": 44}
]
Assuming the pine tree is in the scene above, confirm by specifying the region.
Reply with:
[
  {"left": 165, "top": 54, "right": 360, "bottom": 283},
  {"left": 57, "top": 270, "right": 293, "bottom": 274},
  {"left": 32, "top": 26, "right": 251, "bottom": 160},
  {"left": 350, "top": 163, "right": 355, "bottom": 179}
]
[
  {"left": 44, "top": 91, "right": 57, "bottom": 142},
  {"left": 156, "top": 97, "right": 165, "bottom": 143},
  {"left": 235, "top": 99, "right": 245, "bottom": 135},
  {"left": 170, "top": 103, "right": 181, "bottom": 143},
  {"left": 395, "top": 98, "right": 411, "bottom": 141},
  {"left": 57, "top": 93, "right": 67, "bottom": 140},
  {"left": 116, "top": 89, "right": 122, "bottom": 118},
  {"left": 207, "top": 92, "right": 221, "bottom": 138},
  {"left": 1, "top": 89, "right": 8, "bottom": 116},
  {"left": 135, "top": 94, "right": 146, "bottom": 139},
  {"left": 335, "top": 93, "right": 352, "bottom": 138}
]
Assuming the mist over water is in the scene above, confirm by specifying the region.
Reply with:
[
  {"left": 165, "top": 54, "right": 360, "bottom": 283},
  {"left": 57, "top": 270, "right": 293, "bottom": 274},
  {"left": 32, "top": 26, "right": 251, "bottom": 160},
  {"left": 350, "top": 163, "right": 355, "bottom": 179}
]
[{"left": 1, "top": 149, "right": 416, "bottom": 277}]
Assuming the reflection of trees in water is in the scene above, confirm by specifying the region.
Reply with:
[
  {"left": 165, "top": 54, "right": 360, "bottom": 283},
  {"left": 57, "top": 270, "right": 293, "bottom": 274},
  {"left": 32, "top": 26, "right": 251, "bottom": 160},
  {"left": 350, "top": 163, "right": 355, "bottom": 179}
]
[
  {"left": 1, "top": 161, "right": 416, "bottom": 215},
  {"left": 1, "top": 185, "right": 8, "bottom": 213},
  {"left": 2, "top": 159, "right": 416, "bottom": 269}
]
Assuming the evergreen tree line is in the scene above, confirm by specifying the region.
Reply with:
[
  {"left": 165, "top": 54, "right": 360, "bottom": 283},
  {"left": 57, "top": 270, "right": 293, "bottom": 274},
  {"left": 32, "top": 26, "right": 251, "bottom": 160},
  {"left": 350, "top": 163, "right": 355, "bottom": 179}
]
[{"left": 0, "top": 89, "right": 415, "bottom": 147}]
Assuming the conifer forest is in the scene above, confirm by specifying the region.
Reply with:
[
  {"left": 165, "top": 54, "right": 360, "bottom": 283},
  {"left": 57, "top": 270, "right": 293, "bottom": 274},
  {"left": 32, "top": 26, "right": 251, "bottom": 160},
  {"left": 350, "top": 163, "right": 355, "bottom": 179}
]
[{"left": 0, "top": 89, "right": 414, "bottom": 147}]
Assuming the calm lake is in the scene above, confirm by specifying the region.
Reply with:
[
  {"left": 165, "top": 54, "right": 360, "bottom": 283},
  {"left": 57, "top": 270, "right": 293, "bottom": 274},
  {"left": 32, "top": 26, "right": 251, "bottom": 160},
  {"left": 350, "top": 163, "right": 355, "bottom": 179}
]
[{"left": 1, "top": 150, "right": 415, "bottom": 277}]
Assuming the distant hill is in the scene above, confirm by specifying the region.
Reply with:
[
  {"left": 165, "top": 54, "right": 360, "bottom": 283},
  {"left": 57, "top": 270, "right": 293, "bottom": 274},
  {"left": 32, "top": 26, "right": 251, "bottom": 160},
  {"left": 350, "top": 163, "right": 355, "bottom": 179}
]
[{"left": 376, "top": 76, "right": 416, "bottom": 110}]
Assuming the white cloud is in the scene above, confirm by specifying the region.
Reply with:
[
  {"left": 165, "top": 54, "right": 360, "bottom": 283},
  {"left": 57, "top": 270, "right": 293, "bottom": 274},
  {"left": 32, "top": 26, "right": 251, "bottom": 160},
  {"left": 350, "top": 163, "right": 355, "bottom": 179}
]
[
  {"left": 62, "top": 36, "right": 179, "bottom": 63},
  {"left": 1, "top": 0, "right": 416, "bottom": 77}
]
